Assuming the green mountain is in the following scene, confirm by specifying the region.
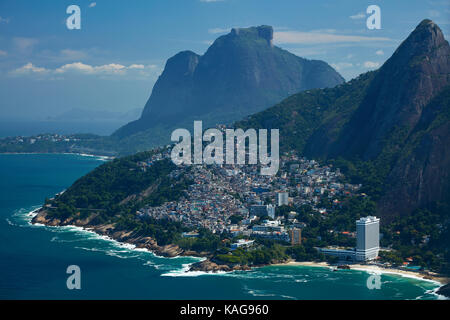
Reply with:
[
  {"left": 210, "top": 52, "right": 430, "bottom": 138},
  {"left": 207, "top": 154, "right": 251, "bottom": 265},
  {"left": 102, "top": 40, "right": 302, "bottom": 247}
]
[
  {"left": 237, "top": 20, "right": 450, "bottom": 219},
  {"left": 112, "top": 25, "right": 344, "bottom": 151}
]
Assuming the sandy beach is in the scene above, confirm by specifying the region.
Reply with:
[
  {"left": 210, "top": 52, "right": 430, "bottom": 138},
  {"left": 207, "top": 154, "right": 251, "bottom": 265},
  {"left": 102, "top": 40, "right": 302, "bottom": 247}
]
[{"left": 274, "top": 260, "right": 449, "bottom": 286}]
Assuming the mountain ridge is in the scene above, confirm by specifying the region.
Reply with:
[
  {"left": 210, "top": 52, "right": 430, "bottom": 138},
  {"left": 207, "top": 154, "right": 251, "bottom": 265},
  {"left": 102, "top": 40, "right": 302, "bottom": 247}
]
[
  {"left": 112, "top": 25, "right": 344, "bottom": 147},
  {"left": 236, "top": 19, "right": 450, "bottom": 219}
]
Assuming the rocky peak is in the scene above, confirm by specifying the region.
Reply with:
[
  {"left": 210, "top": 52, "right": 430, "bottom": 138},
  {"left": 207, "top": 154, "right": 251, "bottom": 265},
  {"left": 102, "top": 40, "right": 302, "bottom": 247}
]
[
  {"left": 163, "top": 50, "right": 200, "bottom": 77},
  {"left": 332, "top": 19, "right": 450, "bottom": 160},
  {"left": 388, "top": 19, "right": 448, "bottom": 67},
  {"left": 230, "top": 25, "right": 274, "bottom": 46}
]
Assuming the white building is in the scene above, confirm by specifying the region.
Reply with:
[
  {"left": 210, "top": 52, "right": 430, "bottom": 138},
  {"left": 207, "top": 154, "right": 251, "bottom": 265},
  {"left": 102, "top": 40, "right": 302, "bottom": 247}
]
[
  {"left": 267, "top": 204, "right": 275, "bottom": 219},
  {"left": 278, "top": 191, "right": 289, "bottom": 206},
  {"left": 355, "top": 216, "right": 380, "bottom": 261},
  {"left": 231, "top": 239, "right": 255, "bottom": 250},
  {"left": 319, "top": 216, "right": 380, "bottom": 262}
]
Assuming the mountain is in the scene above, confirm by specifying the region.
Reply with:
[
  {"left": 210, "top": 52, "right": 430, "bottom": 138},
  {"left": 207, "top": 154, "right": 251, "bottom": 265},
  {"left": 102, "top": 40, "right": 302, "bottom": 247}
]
[
  {"left": 330, "top": 19, "right": 450, "bottom": 160},
  {"left": 237, "top": 20, "right": 450, "bottom": 219},
  {"left": 112, "top": 25, "right": 344, "bottom": 149}
]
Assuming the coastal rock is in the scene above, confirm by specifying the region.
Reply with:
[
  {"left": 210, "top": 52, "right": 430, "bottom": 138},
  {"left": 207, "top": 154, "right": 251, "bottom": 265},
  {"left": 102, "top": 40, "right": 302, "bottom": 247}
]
[
  {"left": 31, "top": 211, "right": 49, "bottom": 224},
  {"left": 32, "top": 210, "right": 61, "bottom": 226},
  {"left": 92, "top": 223, "right": 116, "bottom": 234},
  {"left": 189, "top": 260, "right": 231, "bottom": 272},
  {"left": 31, "top": 210, "right": 186, "bottom": 259},
  {"left": 182, "top": 250, "right": 211, "bottom": 257},
  {"left": 437, "top": 283, "right": 450, "bottom": 298},
  {"left": 157, "top": 244, "right": 183, "bottom": 257},
  {"left": 189, "top": 259, "right": 252, "bottom": 272}
]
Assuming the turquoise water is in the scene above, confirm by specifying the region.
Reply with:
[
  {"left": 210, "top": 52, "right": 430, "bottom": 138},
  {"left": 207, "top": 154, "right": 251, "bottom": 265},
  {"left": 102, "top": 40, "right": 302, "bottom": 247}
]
[{"left": 0, "top": 154, "right": 443, "bottom": 299}]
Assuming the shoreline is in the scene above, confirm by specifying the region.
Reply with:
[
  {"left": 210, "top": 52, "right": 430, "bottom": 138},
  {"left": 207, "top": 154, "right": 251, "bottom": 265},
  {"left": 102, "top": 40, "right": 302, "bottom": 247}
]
[
  {"left": 26, "top": 206, "right": 450, "bottom": 296},
  {"left": 272, "top": 260, "right": 449, "bottom": 286},
  {"left": 28, "top": 207, "right": 208, "bottom": 261},
  {"left": 30, "top": 205, "right": 450, "bottom": 286},
  {"left": 0, "top": 152, "right": 115, "bottom": 160},
  {"left": 11, "top": 206, "right": 448, "bottom": 300}
]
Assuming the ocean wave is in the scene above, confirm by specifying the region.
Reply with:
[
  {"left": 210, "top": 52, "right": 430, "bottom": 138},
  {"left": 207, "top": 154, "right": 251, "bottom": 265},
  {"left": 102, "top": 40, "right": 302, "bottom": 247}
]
[
  {"left": 5, "top": 218, "right": 17, "bottom": 226},
  {"left": 50, "top": 236, "right": 84, "bottom": 243},
  {"left": 10, "top": 205, "right": 203, "bottom": 276},
  {"left": 425, "top": 287, "right": 449, "bottom": 300},
  {"left": 9, "top": 206, "right": 445, "bottom": 300},
  {"left": 243, "top": 285, "right": 296, "bottom": 300},
  {"left": 294, "top": 279, "right": 309, "bottom": 283},
  {"left": 59, "top": 152, "right": 111, "bottom": 162}
]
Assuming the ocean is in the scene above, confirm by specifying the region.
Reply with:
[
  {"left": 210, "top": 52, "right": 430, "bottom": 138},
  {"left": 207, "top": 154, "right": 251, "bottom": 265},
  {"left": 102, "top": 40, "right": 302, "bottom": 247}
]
[{"left": 0, "top": 153, "right": 443, "bottom": 300}]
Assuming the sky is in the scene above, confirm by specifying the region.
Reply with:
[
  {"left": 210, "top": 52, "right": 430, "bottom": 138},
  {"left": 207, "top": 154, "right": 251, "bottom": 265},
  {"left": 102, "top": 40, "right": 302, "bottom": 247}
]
[{"left": 0, "top": 0, "right": 449, "bottom": 121}]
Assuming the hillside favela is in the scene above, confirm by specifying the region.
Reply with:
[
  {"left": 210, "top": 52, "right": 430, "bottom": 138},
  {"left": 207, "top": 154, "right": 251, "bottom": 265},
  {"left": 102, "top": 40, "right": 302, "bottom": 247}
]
[{"left": 0, "top": 0, "right": 449, "bottom": 308}]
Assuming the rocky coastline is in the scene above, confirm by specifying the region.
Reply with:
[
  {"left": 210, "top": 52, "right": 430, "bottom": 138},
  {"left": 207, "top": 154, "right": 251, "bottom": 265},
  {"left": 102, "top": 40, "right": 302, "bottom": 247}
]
[
  {"left": 33, "top": 208, "right": 187, "bottom": 258},
  {"left": 437, "top": 283, "right": 450, "bottom": 298},
  {"left": 31, "top": 208, "right": 450, "bottom": 285},
  {"left": 31, "top": 208, "right": 249, "bottom": 272}
]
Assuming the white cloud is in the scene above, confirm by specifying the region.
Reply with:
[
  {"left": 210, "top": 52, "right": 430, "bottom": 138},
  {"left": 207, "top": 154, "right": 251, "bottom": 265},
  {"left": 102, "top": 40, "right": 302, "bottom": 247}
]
[
  {"left": 363, "top": 61, "right": 380, "bottom": 69},
  {"left": 0, "top": 16, "right": 10, "bottom": 24},
  {"left": 0, "top": 50, "right": 7, "bottom": 57},
  {"left": 331, "top": 62, "right": 353, "bottom": 71},
  {"left": 128, "top": 64, "right": 146, "bottom": 69},
  {"left": 89, "top": 2, "right": 97, "bottom": 8},
  {"left": 290, "top": 47, "right": 327, "bottom": 57},
  {"left": 274, "top": 31, "right": 391, "bottom": 45},
  {"left": 55, "top": 62, "right": 128, "bottom": 75},
  {"left": 208, "top": 27, "right": 231, "bottom": 34},
  {"left": 309, "top": 28, "right": 337, "bottom": 34},
  {"left": 375, "top": 50, "right": 384, "bottom": 56},
  {"left": 11, "top": 63, "right": 49, "bottom": 75},
  {"left": 11, "top": 62, "right": 159, "bottom": 79},
  {"left": 54, "top": 62, "right": 96, "bottom": 74},
  {"left": 59, "top": 49, "right": 88, "bottom": 60},
  {"left": 350, "top": 12, "right": 366, "bottom": 20}
]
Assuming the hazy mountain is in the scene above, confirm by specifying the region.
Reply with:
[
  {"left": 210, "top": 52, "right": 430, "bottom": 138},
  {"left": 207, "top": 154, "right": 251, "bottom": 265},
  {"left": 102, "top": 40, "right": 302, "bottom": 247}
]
[
  {"left": 112, "top": 25, "right": 344, "bottom": 148},
  {"left": 237, "top": 20, "right": 450, "bottom": 218}
]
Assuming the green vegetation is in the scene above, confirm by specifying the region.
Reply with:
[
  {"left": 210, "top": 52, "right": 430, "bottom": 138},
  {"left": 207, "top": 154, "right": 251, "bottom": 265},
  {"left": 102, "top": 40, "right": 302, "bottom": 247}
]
[
  {"left": 45, "top": 151, "right": 192, "bottom": 245},
  {"left": 176, "top": 229, "right": 221, "bottom": 252},
  {"left": 380, "top": 203, "right": 450, "bottom": 274},
  {"left": 215, "top": 243, "right": 288, "bottom": 266},
  {"left": 236, "top": 71, "right": 376, "bottom": 156}
]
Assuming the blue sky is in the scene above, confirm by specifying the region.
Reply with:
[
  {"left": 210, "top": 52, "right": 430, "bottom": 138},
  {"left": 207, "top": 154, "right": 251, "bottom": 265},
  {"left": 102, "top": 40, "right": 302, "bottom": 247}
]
[{"left": 0, "top": 0, "right": 449, "bottom": 120}]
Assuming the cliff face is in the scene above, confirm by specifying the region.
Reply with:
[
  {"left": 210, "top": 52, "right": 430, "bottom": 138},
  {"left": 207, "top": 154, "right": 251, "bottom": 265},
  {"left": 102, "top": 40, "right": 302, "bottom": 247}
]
[
  {"left": 330, "top": 19, "right": 450, "bottom": 218},
  {"left": 331, "top": 19, "right": 450, "bottom": 160},
  {"left": 237, "top": 20, "right": 450, "bottom": 219},
  {"left": 113, "top": 25, "right": 344, "bottom": 142},
  {"left": 378, "top": 87, "right": 450, "bottom": 218}
]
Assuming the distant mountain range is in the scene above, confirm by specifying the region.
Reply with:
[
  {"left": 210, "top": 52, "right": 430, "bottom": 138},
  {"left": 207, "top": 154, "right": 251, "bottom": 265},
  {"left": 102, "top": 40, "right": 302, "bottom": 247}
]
[
  {"left": 237, "top": 19, "right": 450, "bottom": 219},
  {"left": 112, "top": 25, "right": 344, "bottom": 150},
  {"left": 48, "top": 108, "right": 142, "bottom": 123}
]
